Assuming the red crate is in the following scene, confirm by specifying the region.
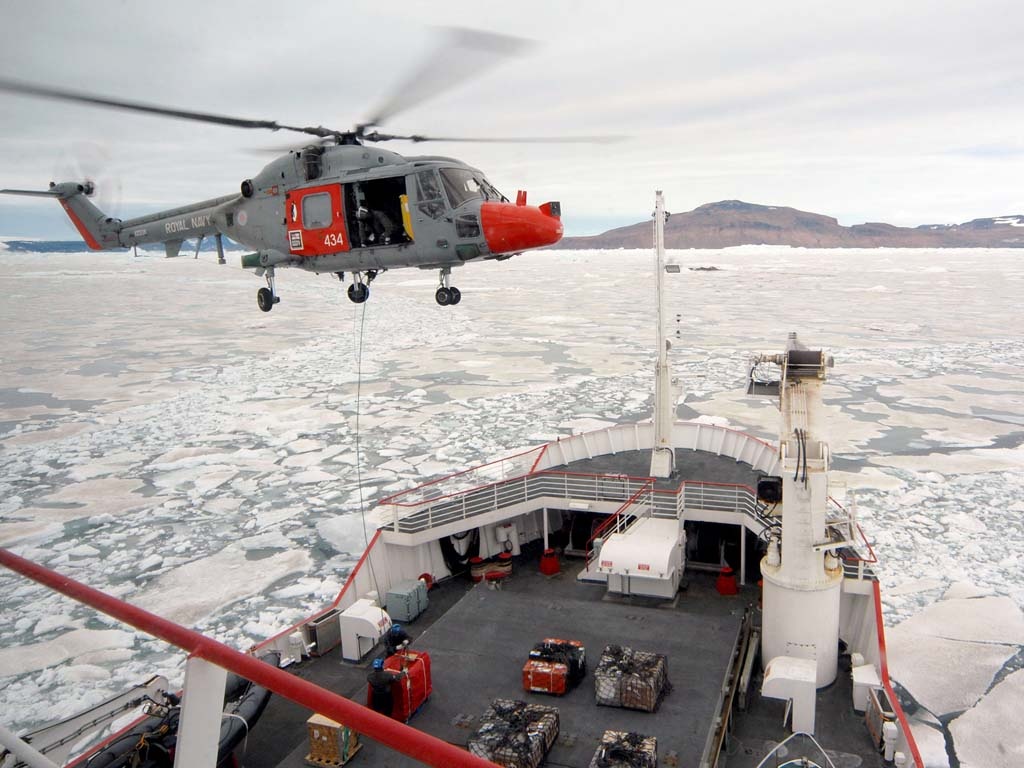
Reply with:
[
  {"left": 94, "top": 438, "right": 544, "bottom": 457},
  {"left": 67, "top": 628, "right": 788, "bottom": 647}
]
[
  {"left": 523, "top": 659, "right": 569, "bottom": 695},
  {"left": 365, "top": 651, "right": 432, "bottom": 722}
]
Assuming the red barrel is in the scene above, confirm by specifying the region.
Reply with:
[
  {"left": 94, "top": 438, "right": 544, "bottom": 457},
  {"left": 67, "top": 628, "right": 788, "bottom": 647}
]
[
  {"left": 539, "top": 548, "right": 560, "bottom": 576},
  {"left": 716, "top": 565, "right": 738, "bottom": 596}
]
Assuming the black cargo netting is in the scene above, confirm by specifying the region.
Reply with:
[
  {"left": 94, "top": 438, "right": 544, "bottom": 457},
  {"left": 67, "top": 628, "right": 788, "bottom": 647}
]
[
  {"left": 529, "top": 640, "right": 586, "bottom": 682},
  {"left": 590, "top": 731, "right": 658, "bottom": 768},
  {"left": 594, "top": 646, "right": 671, "bottom": 712},
  {"left": 468, "top": 699, "right": 560, "bottom": 768}
]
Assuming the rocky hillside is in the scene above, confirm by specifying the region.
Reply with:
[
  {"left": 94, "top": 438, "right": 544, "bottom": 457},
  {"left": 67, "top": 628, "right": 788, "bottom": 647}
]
[{"left": 560, "top": 200, "right": 1024, "bottom": 249}]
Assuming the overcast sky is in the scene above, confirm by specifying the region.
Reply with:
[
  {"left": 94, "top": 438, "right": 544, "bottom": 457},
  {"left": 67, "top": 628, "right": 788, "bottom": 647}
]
[{"left": 2, "top": 0, "right": 1023, "bottom": 238}]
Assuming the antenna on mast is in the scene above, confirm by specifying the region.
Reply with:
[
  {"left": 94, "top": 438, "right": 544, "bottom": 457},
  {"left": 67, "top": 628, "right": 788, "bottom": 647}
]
[{"left": 650, "top": 191, "right": 675, "bottom": 478}]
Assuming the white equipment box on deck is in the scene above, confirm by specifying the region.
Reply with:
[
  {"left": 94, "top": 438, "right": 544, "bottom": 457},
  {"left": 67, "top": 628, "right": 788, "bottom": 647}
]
[
  {"left": 339, "top": 598, "right": 390, "bottom": 661},
  {"left": 596, "top": 517, "right": 685, "bottom": 599}
]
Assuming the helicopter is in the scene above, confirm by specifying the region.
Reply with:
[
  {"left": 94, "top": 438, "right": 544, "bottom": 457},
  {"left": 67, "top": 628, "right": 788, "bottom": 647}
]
[{"left": 0, "top": 29, "right": 606, "bottom": 311}]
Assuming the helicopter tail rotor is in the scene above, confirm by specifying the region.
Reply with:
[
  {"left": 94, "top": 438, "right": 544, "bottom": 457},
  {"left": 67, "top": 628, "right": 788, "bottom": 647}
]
[{"left": 53, "top": 141, "right": 123, "bottom": 221}]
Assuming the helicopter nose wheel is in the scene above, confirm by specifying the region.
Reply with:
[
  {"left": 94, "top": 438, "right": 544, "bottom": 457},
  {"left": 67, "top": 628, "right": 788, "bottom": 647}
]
[
  {"left": 435, "top": 267, "right": 461, "bottom": 306},
  {"left": 257, "top": 267, "right": 281, "bottom": 312}
]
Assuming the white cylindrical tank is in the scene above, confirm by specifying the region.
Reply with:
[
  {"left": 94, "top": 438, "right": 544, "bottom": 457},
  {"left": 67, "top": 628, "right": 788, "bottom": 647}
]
[{"left": 761, "top": 566, "right": 842, "bottom": 687}]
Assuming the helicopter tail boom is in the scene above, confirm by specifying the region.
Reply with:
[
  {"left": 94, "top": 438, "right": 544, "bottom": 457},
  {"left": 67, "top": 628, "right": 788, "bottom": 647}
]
[{"left": 1, "top": 181, "right": 121, "bottom": 250}]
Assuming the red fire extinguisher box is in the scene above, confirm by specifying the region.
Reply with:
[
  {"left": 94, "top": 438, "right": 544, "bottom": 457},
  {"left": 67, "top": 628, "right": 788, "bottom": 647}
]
[{"left": 367, "top": 651, "right": 432, "bottom": 723}]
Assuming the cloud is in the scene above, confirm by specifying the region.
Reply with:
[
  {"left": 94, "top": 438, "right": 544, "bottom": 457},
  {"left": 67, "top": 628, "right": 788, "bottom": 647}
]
[{"left": 2, "top": 0, "right": 1024, "bottom": 236}]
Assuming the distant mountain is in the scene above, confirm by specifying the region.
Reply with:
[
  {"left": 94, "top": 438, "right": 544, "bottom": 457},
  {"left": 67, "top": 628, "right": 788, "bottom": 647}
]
[{"left": 559, "top": 200, "right": 1024, "bottom": 249}]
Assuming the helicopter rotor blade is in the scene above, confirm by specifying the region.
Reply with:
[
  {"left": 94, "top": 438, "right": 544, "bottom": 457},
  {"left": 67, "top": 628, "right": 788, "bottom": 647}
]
[
  {"left": 0, "top": 77, "right": 344, "bottom": 140},
  {"left": 364, "top": 131, "right": 624, "bottom": 144},
  {"left": 362, "top": 27, "right": 535, "bottom": 129}
]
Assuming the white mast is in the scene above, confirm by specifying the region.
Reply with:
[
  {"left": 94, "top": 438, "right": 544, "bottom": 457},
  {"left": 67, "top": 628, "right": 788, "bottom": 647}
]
[{"left": 649, "top": 191, "right": 675, "bottom": 478}]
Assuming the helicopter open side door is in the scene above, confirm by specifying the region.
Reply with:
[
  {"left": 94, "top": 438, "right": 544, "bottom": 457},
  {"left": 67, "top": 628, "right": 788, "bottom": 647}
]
[{"left": 285, "top": 184, "right": 351, "bottom": 257}]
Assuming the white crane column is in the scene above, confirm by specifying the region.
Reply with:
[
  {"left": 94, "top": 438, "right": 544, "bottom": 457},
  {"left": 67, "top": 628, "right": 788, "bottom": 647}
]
[{"left": 759, "top": 338, "right": 842, "bottom": 688}]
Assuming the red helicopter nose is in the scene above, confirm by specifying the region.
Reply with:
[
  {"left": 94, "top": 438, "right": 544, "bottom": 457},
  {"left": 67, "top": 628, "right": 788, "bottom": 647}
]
[{"left": 481, "top": 200, "right": 563, "bottom": 255}]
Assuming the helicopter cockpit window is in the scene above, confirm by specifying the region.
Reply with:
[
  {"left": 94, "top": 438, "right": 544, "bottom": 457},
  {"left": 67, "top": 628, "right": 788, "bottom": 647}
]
[
  {"left": 440, "top": 168, "right": 483, "bottom": 208},
  {"left": 477, "top": 176, "right": 508, "bottom": 203},
  {"left": 415, "top": 169, "right": 446, "bottom": 220},
  {"left": 302, "top": 192, "right": 332, "bottom": 229}
]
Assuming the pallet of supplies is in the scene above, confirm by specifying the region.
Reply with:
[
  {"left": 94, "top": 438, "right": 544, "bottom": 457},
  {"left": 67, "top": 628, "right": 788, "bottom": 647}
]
[
  {"left": 588, "top": 730, "right": 657, "bottom": 768},
  {"left": 523, "top": 659, "right": 569, "bottom": 695},
  {"left": 594, "top": 645, "right": 668, "bottom": 712},
  {"left": 522, "top": 637, "right": 586, "bottom": 696},
  {"left": 467, "top": 698, "right": 560, "bottom": 768},
  {"left": 305, "top": 713, "right": 361, "bottom": 766}
]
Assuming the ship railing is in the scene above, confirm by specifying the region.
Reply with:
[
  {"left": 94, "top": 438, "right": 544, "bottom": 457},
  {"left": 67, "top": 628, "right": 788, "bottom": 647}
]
[
  {"left": 0, "top": 548, "right": 500, "bottom": 768},
  {"left": 377, "top": 445, "right": 547, "bottom": 508},
  {"left": 381, "top": 468, "right": 768, "bottom": 541},
  {"left": 679, "top": 481, "right": 762, "bottom": 520},
  {"left": 384, "top": 471, "right": 655, "bottom": 533},
  {"left": 828, "top": 495, "right": 878, "bottom": 581}
]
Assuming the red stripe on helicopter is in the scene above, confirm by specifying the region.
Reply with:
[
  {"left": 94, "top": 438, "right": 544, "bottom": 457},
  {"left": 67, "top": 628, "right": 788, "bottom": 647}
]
[{"left": 58, "top": 199, "right": 104, "bottom": 250}]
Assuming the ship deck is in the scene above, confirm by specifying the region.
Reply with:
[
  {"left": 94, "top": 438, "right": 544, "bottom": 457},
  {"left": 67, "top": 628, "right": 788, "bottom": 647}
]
[
  {"left": 549, "top": 445, "right": 765, "bottom": 489},
  {"left": 247, "top": 552, "right": 885, "bottom": 768}
]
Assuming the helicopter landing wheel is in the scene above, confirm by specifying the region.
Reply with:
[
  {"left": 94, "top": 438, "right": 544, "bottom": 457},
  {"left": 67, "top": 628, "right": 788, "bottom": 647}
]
[
  {"left": 435, "top": 287, "right": 452, "bottom": 306},
  {"left": 348, "top": 283, "right": 370, "bottom": 303},
  {"left": 449, "top": 286, "right": 462, "bottom": 305},
  {"left": 257, "top": 287, "right": 275, "bottom": 312}
]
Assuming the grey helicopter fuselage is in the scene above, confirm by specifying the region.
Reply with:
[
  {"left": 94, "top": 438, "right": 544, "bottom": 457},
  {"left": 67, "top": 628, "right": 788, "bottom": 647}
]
[{"left": 36, "top": 143, "right": 562, "bottom": 309}]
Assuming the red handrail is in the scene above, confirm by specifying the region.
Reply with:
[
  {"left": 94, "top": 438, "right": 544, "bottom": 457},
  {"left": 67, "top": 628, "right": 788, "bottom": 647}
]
[
  {"left": 585, "top": 481, "right": 653, "bottom": 561},
  {"left": 528, "top": 443, "right": 549, "bottom": 473},
  {"left": 0, "top": 547, "right": 499, "bottom": 768},
  {"left": 254, "top": 528, "right": 383, "bottom": 652},
  {"left": 872, "top": 579, "right": 925, "bottom": 767}
]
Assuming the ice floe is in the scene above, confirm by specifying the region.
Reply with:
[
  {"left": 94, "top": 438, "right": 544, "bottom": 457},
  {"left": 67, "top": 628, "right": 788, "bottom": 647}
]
[
  {"left": 887, "top": 629, "right": 1015, "bottom": 715},
  {"left": 0, "top": 628, "right": 135, "bottom": 677},
  {"left": 132, "top": 546, "right": 311, "bottom": 626},
  {"left": 949, "top": 669, "right": 1024, "bottom": 767},
  {"left": 2, "top": 245, "right": 1023, "bottom": 750}
]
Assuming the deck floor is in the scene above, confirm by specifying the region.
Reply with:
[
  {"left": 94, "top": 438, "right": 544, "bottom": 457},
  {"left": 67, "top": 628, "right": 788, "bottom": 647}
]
[
  {"left": 247, "top": 553, "right": 888, "bottom": 768},
  {"left": 551, "top": 446, "right": 766, "bottom": 490},
  {"left": 254, "top": 553, "right": 747, "bottom": 768}
]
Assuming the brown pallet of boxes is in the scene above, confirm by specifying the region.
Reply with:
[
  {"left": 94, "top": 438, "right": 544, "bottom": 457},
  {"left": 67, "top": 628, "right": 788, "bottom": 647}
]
[
  {"left": 588, "top": 730, "right": 658, "bottom": 768},
  {"left": 467, "top": 698, "right": 560, "bottom": 768},
  {"left": 594, "top": 645, "right": 668, "bottom": 712},
  {"left": 621, "top": 651, "right": 667, "bottom": 712},
  {"left": 305, "top": 713, "right": 361, "bottom": 766}
]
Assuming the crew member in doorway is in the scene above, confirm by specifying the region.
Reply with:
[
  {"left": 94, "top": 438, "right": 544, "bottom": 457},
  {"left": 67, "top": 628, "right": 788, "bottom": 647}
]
[
  {"left": 367, "top": 658, "right": 399, "bottom": 716},
  {"left": 356, "top": 204, "right": 398, "bottom": 246},
  {"left": 385, "top": 623, "right": 411, "bottom": 657}
]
